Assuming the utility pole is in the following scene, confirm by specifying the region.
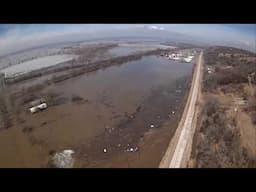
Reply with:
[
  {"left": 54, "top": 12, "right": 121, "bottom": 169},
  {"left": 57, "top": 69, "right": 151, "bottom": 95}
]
[{"left": 0, "top": 73, "right": 5, "bottom": 92}]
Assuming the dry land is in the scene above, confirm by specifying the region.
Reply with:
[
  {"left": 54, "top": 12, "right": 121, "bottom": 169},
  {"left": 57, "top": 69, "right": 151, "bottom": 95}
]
[{"left": 190, "top": 46, "right": 256, "bottom": 168}]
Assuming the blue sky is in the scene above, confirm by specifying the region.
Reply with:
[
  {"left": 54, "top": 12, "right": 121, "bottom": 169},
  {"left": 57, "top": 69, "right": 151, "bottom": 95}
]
[
  {"left": 0, "top": 24, "right": 255, "bottom": 56},
  {"left": 0, "top": 24, "right": 254, "bottom": 36},
  {"left": 224, "top": 24, "right": 255, "bottom": 34}
]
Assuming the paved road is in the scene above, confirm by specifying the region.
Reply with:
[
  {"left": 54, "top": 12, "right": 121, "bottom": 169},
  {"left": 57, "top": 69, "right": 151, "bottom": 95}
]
[{"left": 159, "top": 51, "right": 203, "bottom": 168}]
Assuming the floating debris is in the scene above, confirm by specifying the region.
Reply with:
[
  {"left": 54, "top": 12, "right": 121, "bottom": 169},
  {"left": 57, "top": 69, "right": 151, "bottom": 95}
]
[
  {"left": 150, "top": 124, "right": 155, "bottom": 128},
  {"left": 117, "top": 144, "right": 121, "bottom": 147},
  {"left": 103, "top": 148, "right": 107, "bottom": 153},
  {"left": 126, "top": 147, "right": 139, "bottom": 152},
  {"left": 126, "top": 148, "right": 134, "bottom": 152},
  {"left": 172, "top": 111, "right": 175, "bottom": 114},
  {"left": 51, "top": 149, "right": 75, "bottom": 168},
  {"left": 136, "top": 106, "right": 142, "bottom": 112},
  {"left": 41, "top": 121, "right": 47, "bottom": 126}
]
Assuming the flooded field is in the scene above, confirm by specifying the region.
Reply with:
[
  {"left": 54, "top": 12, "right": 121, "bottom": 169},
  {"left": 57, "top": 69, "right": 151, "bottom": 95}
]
[
  {"left": 0, "top": 55, "right": 193, "bottom": 167},
  {"left": 1, "top": 54, "right": 76, "bottom": 78},
  {"left": 109, "top": 43, "right": 174, "bottom": 57}
]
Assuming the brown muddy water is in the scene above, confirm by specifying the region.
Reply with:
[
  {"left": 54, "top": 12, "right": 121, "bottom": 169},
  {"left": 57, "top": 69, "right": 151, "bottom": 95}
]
[{"left": 0, "top": 55, "right": 193, "bottom": 167}]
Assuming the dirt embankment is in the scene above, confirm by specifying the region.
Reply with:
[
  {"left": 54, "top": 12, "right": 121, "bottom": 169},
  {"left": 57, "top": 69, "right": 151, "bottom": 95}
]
[
  {"left": 159, "top": 52, "right": 202, "bottom": 168},
  {"left": 190, "top": 47, "right": 256, "bottom": 168}
]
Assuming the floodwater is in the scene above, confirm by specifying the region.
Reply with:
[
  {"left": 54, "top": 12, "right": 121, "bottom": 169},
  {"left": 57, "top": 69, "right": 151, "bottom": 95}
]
[
  {"left": 0, "top": 55, "right": 193, "bottom": 168},
  {"left": 109, "top": 46, "right": 145, "bottom": 56}
]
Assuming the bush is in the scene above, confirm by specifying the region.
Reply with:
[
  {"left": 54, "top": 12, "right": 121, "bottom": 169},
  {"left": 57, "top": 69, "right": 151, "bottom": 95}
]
[
  {"left": 21, "top": 94, "right": 37, "bottom": 105},
  {"left": 195, "top": 96, "right": 252, "bottom": 167},
  {"left": 251, "top": 111, "right": 256, "bottom": 125},
  {"left": 71, "top": 95, "right": 84, "bottom": 102},
  {"left": 205, "top": 99, "right": 219, "bottom": 116}
]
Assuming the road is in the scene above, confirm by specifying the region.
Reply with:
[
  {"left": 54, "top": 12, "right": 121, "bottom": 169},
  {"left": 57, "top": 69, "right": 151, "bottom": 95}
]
[{"left": 159, "top": 51, "right": 203, "bottom": 168}]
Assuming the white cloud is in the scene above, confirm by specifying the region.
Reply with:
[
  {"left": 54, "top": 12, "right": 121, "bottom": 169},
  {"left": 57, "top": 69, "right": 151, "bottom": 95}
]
[
  {"left": 148, "top": 25, "right": 165, "bottom": 31},
  {"left": 0, "top": 26, "right": 99, "bottom": 56}
]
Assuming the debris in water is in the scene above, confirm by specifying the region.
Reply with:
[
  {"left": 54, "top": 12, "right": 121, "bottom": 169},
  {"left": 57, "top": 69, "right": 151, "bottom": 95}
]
[
  {"left": 126, "top": 148, "right": 134, "bottom": 152},
  {"left": 126, "top": 147, "right": 139, "bottom": 152},
  {"left": 103, "top": 148, "right": 107, "bottom": 153},
  {"left": 136, "top": 106, "right": 142, "bottom": 112},
  {"left": 41, "top": 121, "right": 47, "bottom": 126},
  {"left": 150, "top": 124, "right": 155, "bottom": 128},
  {"left": 117, "top": 144, "right": 121, "bottom": 147},
  {"left": 51, "top": 149, "right": 75, "bottom": 168},
  {"left": 172, "top": 111, "right": 175, "bottom": 114}
]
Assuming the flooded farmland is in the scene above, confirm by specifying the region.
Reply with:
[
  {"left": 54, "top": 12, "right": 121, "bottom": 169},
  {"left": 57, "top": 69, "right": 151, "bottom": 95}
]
[
  {"left": 1, "top": 54, "right": 77, "bottom": 78},
  {"left": 0, "top": 53, "right": 193, "bottom": 167},
  {"left": 108, "top": 43, "right": 174, "bottom": 57}
]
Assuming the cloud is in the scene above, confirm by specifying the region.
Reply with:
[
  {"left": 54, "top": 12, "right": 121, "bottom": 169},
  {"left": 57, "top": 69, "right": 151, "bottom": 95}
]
[
  {"left": 0, "top": 26, "right": 101, "bottom": 56},
  {"left": 161, "top": 24, "right": 256, "bottom": 51},
  {"left": 148, "top": 25, "right": 165, "bottom": 31}
]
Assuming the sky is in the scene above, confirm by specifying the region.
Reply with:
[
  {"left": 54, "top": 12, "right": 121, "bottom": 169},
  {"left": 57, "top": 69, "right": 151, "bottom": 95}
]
[{"left": 0, "top": 24, "right": 255, "bottom": 56}]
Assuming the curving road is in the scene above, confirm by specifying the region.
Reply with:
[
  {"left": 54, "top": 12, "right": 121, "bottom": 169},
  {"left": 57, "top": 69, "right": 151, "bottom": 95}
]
[{"left": 159, "top": 51, "right": 203, "bottom": 168}]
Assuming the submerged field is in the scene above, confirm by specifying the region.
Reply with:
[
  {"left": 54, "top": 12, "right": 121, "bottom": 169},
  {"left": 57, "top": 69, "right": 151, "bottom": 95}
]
[{"left": 1, "top": 54, "right": 77, "bottom": 78}]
